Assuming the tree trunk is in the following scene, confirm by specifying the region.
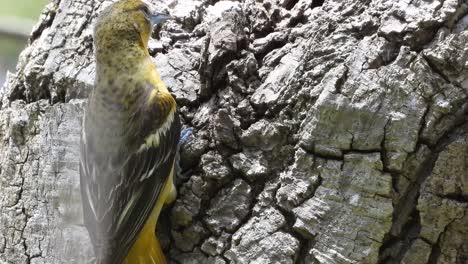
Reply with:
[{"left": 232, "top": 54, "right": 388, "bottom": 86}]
[{"left": 1, "top": 0, "right": 467, "bottom": 263}]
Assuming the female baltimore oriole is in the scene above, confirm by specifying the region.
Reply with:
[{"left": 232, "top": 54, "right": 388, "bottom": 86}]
[{"left": 79, "top": 0, "right": 179, "bottom": 263}]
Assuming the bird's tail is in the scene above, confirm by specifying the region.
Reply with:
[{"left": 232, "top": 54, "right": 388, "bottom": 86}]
[
  {"left": 123, "top": 229, "right": 166, "bottom": 264},
  {"left": 150, "top": 235, "right": 166, "bottom": 264}
]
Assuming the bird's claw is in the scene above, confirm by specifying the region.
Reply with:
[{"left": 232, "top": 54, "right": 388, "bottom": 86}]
[
  {"left": 175, "top": 127, "right": 194, "bottom": 183},
  {"left": 179, "top": 127, "right": 193, "bottom": 146}
]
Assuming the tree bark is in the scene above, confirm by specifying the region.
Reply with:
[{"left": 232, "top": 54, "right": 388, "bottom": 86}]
[{"left": 0, "top": 0, "right": 467, "bottom": 263}]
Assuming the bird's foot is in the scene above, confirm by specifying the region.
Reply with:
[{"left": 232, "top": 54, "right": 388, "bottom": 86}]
[
  {"left": 179, "top": 127, "right": 193, "bottom": 146},
  {"left": 176, "top": 127, "right": 194, "bottom": 183}
]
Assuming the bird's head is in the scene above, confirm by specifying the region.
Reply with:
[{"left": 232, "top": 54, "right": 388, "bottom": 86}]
[{"left": 94, "top": 0, "right": 170, "bottom": 53}]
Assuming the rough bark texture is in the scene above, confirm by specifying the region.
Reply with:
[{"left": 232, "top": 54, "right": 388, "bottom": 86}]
[{"left": 0, "top": 0, "right": 467, "bottom": 263}]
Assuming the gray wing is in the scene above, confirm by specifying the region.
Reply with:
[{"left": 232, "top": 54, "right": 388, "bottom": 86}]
[{"left": 80, "top": 110, "right": 181, "bottom": 264}]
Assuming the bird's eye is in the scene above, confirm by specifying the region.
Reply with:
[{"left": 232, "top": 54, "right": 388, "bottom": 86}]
[{"left": 139, "top": 5, "right": 150, "bottom": 17}]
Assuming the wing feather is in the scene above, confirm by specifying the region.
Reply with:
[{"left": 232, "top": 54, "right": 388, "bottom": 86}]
[{"left": 80, "top": 100, "right": 181, "bottom": 263}]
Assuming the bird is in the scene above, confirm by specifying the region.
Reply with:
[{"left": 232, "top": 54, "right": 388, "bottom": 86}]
[{"left": 79, "top": 0, "right": 179, "bottom": 263}]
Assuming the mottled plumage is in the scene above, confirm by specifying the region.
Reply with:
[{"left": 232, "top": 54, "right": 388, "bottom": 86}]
[{"left": 79, "top": 1, "right": 178, "bottom": 263}]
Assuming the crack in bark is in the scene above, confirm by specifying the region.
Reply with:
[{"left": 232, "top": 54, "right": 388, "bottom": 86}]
[
  {"left": 427, "top": 210, "right": 466, "bottom": 264},
  {"left": 378, "top": 103, "right": 468, "bottom": 263}
]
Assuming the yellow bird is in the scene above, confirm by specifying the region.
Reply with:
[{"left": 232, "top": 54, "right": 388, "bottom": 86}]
[{"left": 79, "top": 0, "right": 179, "bottom": 263}]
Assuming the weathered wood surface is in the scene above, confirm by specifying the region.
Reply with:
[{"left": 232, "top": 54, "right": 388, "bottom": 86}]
[{"left": 0, "top": 0, "right": 467, "bottom": 263}]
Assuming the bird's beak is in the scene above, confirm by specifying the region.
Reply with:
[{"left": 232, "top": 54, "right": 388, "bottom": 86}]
[{"left": 149, "top": 12, "right": 171, "bottom": 27}]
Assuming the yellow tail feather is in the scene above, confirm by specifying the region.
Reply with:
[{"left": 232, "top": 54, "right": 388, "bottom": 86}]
[
  {"left": 152, "top": 236, "right": 166, "bottom": 264},
  {"left": 123, "top": 231, "right": 166, "bottom": 264},
  {"left": 123, "top": 166, "right": 175, "bottom": 264}
]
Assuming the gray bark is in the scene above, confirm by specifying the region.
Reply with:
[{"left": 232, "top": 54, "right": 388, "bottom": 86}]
[{"left": 1, "top": 0, "right": 467, "bottom": 263}]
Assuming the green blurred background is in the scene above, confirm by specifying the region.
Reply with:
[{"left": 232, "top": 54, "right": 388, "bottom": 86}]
[{"left": 0, "top": 0, "right": 49, "bottom": 86}]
